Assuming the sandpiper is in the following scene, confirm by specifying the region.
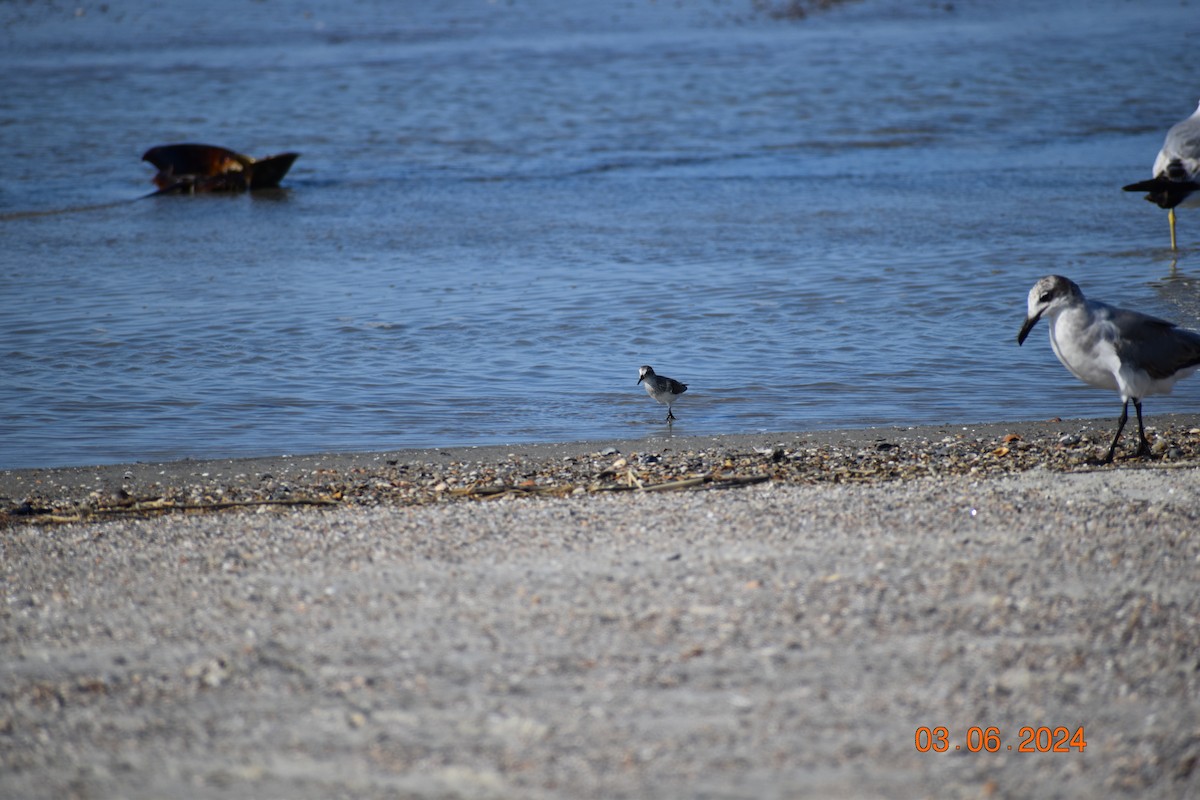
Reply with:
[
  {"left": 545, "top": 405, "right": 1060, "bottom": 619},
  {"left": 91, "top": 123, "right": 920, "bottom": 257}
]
[
  {"left": 637, "top": 365, "right": 688, "bottom": 424},
  {"left": 1017, "top": 275, "right": 1200, "bottom": 462}
]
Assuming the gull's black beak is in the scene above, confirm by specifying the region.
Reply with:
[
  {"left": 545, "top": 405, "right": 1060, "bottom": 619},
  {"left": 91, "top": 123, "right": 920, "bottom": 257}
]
[{"left": 1017, "top": 312, "right": 1041, "bottom": 346}]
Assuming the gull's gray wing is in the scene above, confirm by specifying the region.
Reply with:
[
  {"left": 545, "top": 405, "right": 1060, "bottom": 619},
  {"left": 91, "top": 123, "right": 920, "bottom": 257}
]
[{"left": 1111, "top": 308, "right": 1200, "bottom": 380}]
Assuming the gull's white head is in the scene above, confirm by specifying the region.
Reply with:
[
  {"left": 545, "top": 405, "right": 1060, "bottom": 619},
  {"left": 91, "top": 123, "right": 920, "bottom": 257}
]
[{"left": 1018, "top": 275, "right": 1083, "bottom": 345}]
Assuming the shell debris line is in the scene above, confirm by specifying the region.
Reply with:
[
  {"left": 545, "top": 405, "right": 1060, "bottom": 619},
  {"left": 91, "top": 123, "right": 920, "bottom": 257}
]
[{"left": 4, "top": 422, "right": 1200, "bottom": 526}]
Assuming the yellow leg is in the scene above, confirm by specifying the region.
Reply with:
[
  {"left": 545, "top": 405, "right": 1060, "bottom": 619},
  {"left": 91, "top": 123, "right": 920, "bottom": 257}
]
[{"left": 1169, "top": 207, "right": 1177, "bottom": 251}]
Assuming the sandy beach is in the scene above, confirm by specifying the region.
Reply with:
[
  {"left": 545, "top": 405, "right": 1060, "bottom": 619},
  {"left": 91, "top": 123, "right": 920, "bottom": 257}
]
[{"left": 4, "top": 417, "right": 1200, "bottom": 798}]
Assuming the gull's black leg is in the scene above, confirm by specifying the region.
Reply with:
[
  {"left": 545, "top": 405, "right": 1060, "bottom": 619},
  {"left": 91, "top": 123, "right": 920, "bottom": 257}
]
[
  {"left": 1133, "top": 398, "right": 1152, "bottom": 457},
  {"left": 1104, "top": 399, "right": 1130, "bottom": 464}
]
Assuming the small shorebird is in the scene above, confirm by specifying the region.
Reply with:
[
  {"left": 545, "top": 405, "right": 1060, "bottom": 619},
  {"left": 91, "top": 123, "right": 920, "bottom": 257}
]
[
  {"left": 1123, "top": 99, "right": 1200, "bottom": 250},
  {"left": 637, "top": 365, "right": 688, "bottom": 424},
  {"left": 1017, "top": 275, "right": 1200, "bottom": 463}
]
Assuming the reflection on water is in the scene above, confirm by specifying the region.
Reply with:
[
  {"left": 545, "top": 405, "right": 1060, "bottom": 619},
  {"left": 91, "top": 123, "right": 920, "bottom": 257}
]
[{"left": 0, "top": 0, "right": 1197, "bottom": 468}]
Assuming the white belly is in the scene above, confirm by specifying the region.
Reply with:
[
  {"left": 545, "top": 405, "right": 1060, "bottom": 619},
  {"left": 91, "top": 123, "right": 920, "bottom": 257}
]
[{"left": 1048, "top": 311, "right": 1121, "bottom": 393}]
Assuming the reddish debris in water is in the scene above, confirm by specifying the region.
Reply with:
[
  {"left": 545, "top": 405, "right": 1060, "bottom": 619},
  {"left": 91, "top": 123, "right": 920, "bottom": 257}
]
[{"left": 142, "top": 143, "right": 299, "bottom": 193}]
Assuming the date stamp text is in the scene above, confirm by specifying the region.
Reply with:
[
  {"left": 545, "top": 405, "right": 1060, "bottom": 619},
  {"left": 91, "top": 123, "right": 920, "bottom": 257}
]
[{"left": 914, "top": 726, "right": 1086, "bottom": 753}]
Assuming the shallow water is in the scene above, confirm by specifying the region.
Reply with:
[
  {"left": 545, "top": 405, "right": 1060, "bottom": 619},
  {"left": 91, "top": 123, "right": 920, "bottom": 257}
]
[{"left": 2, "top": 0, "right": 1198, "bottom": 469}]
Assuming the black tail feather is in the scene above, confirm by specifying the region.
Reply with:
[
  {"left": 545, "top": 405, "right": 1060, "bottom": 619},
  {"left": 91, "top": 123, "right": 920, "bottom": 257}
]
[{"left": 1122, "top": 177, "right": 1199, "bottom": 209}]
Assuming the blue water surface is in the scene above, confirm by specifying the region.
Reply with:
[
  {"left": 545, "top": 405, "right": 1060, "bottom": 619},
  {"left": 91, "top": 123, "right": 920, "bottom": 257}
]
[{"left": 1, "top": 0, "right": 1197, "bottom": 468}]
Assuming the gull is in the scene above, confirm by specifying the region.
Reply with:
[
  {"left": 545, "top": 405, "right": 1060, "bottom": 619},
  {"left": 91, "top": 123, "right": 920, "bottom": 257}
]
[
  {"left": 1017, "top": 275, "right": 1200, "bottom": 463},
  {"left": 637, "top": 365, "right": 688, "bottom": 424},
  {"left": 1123, "top": 99, "right": 1200, "bottom": 250}
]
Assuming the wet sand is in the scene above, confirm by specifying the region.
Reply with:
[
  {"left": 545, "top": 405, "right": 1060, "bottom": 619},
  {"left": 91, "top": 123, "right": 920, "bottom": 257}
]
[
  {"left": 7, "top": 414, "right": 1200, "bottom": 521},
  {"left": 4, "top": 418, "right": 1200, "bottom": 798}
]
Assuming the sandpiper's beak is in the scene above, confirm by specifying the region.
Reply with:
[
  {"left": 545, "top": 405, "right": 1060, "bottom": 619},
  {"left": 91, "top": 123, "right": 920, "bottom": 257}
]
[
  {"left": 636, "top": 375, "right": 644, "bottom": 384},
  {"left": 1017, "top": 312, "right": 1041, "bottom": 346}
]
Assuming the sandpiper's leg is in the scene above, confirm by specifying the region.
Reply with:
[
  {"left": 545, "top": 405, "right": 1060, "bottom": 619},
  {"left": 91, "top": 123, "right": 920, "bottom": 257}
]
[
  {"left": 1169, "top": 208, "right": 1178, "bottom": 251},
  {"left": 1104, "top": 399, "right": 1131, "bottom": 463},
  {"left": 1133, "top": 398, "right": 1152, "bottom": 457},
  {"left": 666, "top": 408, "right": 675, "bottom": 423}
]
